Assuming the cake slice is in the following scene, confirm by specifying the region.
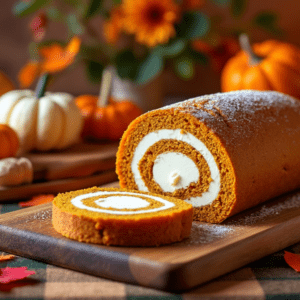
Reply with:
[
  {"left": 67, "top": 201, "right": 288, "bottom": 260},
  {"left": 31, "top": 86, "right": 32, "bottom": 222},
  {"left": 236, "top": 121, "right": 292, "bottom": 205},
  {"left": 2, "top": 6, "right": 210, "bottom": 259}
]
[{"left": 52, "top": 187, "right": 193, "bottom": 246}]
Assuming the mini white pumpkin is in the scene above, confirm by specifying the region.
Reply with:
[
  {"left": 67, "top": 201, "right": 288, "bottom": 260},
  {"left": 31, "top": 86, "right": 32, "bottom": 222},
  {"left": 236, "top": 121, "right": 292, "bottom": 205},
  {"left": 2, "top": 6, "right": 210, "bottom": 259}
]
[{"left": 0, "top": 90, "right": 83, "bottom": 152}]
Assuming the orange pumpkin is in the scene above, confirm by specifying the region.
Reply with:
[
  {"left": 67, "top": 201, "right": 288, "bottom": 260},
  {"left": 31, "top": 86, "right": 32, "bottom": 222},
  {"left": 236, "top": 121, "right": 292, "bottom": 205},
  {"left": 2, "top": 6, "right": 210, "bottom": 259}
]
[
  {"left": 221, "top": 34, "right": 300, "bottom": 99},
  {"left": 0, "top": 71, "right": 15, "bottom": 96},
  {"left": 0, "top": 124, "right": 19, "bottom": 159},
  {"left": 75, "top": 95, "right": 142, "bottom": 140}
]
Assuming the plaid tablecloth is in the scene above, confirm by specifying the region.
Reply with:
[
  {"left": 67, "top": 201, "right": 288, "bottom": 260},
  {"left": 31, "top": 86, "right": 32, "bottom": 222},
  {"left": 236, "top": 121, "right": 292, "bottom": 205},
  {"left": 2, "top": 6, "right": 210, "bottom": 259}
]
[{"left": 1, "top": 202, "right": 300, "bottom": 300}]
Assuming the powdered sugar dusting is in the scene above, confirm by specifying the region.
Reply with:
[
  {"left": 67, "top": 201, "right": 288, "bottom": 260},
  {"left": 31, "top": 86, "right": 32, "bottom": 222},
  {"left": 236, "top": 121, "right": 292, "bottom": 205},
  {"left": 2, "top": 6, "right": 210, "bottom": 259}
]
[
  {"left": 164, "top": 90, "right": 299, "bottom": 114},
  {"left": 25, "top": 209, "right": 52, "bottom": 223},
  {"left": 159, "top": 90, "right": 300, "bottom": 146},
  {"left": 229, "top": 191, "right": 300, "bottom": 226},
  {"left": 33, "top": 209, "right": 52, "bottom": 220},
  {"left": 183, "top": 191, "right": 300, "bottom": 245},
  {"left": 183, "top": 222, "right": 234, "bottom": 245}
]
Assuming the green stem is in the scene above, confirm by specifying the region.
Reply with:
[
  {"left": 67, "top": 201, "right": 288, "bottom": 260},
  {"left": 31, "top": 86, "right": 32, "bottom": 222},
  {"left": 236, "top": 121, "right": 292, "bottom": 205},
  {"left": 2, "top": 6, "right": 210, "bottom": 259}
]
[
  {"left": 239, "top": 34, "right": 263, "bottom": 65},
  {"left": 35, "top": 73, "right": 50, "bottom": 98}
]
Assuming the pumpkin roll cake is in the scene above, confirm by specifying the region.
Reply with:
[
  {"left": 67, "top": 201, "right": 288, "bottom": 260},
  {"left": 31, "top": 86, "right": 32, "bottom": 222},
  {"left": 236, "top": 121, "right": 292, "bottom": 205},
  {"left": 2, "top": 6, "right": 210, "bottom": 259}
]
[
  {"left": 116, "top": 90, "right": 300, "bottom": 223},
  {"left": 52, "top": 187, "right": 193, "bottom": 246}
]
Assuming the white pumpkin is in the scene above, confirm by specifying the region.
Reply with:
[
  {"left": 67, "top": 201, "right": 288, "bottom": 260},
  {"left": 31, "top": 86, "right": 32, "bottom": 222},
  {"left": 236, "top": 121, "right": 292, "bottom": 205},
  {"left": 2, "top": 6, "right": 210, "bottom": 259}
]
[{"left": 0, "top": 90, "right": 83, "bottom": 152}]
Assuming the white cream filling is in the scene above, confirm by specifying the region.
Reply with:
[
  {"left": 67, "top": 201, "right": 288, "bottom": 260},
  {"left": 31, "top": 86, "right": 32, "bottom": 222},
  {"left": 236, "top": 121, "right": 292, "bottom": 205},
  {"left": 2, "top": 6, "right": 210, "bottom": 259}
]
[
  {"left": 71, "top": 191, "right": 175, "bottom": 215},
  {"left": 131, "top": 129, "right": 221, "bottom": 207},
  {"left": 96, "top": 196, "right": 149, "bottom": 209},
  {"left": 153, "top": 152, "right": 200, "bottom": 192}
]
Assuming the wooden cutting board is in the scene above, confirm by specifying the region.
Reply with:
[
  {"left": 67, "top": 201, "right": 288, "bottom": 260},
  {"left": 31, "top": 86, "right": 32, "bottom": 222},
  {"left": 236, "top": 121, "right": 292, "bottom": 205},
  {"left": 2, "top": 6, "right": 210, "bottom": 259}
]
[
  {"left": 1, "top": 184, "right": 300, "bottom": 292},
  {"left": 0, "top": 142, "right": 119, "bottom": 201}
]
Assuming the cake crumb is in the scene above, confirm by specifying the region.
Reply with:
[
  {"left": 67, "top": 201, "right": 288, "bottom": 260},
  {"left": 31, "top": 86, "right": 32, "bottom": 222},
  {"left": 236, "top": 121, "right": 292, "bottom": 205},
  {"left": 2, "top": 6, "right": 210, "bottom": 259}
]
[{"left": 169, "top": 171, "right": 181, "bottom": 186}]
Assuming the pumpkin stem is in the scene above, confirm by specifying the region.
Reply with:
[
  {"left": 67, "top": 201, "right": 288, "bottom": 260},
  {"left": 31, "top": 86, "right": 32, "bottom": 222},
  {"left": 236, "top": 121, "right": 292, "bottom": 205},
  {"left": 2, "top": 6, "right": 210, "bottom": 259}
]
[
  {"left": 98, "top": 67, "right": 113, "bottom": 107},
  {"left": 35, "top": 73, "right": 50, "bottom": 98},
  {"left": 239, "top": 34, "right": 263, "bottom": 65}
]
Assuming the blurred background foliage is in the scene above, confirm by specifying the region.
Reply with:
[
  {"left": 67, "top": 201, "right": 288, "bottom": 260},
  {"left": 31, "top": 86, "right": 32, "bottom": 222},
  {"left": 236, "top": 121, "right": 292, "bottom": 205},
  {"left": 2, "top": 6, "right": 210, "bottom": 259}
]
[{"left": 12, "top": 0, "right": 282, "bottom": 87}]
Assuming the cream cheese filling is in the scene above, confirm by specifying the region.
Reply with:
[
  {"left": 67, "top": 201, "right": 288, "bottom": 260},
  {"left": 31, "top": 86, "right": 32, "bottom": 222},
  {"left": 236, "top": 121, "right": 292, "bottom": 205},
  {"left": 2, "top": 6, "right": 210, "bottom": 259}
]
[
  {"left": 131, "top": 129, "right": 220, "bottom": 207},
  {"left": 153, "top": 152, "right": 200, "bottom": 192},
  {"left": 71, "top": 190, "right": 175, "bottom": 214}
]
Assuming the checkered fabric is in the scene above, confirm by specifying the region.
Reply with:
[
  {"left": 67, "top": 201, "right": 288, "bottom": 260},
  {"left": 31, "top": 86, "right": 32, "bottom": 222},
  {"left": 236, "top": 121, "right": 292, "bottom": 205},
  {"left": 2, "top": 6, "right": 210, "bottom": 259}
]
[{"left": 1, "top": 202, "right": 300, "bottom": 300}]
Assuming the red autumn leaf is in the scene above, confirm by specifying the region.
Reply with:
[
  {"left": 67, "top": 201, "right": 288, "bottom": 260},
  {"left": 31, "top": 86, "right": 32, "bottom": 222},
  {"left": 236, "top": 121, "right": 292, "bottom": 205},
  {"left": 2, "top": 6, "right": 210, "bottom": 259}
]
[
  {"left": 19, "top": 194, "right": 54, "bottom": 207},
  {"left": 284, "top": 251, "right": 300, "bottom": 272},
  {"left": 0, "top": 267, "right": 35, "bottom": 284},
  {"left": 0, "top": 254, "right": 15, "bottom": 262},
  {"left": 0, "top": 279, "right": 37, "bottom": 292}
]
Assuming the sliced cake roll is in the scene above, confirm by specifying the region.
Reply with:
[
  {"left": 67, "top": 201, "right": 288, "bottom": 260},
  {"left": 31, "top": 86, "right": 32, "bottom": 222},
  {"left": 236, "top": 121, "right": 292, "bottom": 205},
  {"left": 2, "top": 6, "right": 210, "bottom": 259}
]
[
  {"left": 116, "top": 90, "right": 300, "bottom": 223},
  {"left": 52, "top": 187, "right": 193, "bottom": 246}
]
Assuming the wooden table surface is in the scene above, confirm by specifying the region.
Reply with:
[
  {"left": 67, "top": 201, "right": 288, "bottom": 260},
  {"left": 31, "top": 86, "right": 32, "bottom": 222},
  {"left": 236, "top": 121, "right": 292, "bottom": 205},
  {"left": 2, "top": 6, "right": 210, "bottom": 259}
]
[{"left": 1, "top": 180, "right": 300, "bottom": 298}]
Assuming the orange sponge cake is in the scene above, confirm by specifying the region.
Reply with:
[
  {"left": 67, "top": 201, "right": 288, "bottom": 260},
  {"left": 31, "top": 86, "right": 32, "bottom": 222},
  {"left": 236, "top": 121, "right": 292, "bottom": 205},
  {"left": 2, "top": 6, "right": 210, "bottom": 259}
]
[
  {"left": 116, "top": 90, "right": 300, "bottom": 223},
  {"left": 52, "top": 187, "right": 193, "bottom": 246}
]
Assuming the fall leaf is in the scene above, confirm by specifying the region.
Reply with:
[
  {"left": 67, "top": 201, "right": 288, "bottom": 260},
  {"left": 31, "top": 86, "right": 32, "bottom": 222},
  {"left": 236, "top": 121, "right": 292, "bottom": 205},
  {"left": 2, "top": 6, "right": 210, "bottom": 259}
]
[
  {"left": 0, "top": 279, "right": 38, "bottom": 292},
  {"left": 284, "top": 251, "right": 300, "bottom": 272},
  {"left": 19, "top": 194, "right": 54, "bottom": 207},
  {"left": 0, "top": 254, "right": 15, "bottom": 262},
  {"left": 0, "top": 267, "right": 35, "bottom": 284}
]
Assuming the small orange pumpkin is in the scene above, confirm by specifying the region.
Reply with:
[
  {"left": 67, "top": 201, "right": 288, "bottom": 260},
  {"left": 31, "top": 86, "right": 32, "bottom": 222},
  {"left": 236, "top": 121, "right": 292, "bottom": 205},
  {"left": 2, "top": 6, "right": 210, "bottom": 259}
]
[
  {"left": 0, "top": 124, "right": 19, "bottom": 159},
  {"left": 0, "top": 71, "right": 15, "bottom": 96},
  {"left": 221, "top": 34, "right": 300, "bottom": 99},
  {"left": 76, "top": 95, "right": 142, "bottom": 140}
]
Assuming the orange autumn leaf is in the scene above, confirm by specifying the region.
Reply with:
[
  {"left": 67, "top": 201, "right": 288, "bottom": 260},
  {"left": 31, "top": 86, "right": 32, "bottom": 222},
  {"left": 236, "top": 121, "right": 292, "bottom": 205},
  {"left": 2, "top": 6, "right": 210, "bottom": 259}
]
[
  {"left": 19, "top": 194, "right": 54, "bottom": 207},
  {"left": 40, "top": 36, "right": 81, "bottom": 73},
  {"left": 18, "top": 61, "right": 40, "bottom": 88},
  {"left": 284, "top": 251, "right": 300, "bottom": 272},
  {"left": 0, "top": 254, "right": 15, "bottom": 262}
]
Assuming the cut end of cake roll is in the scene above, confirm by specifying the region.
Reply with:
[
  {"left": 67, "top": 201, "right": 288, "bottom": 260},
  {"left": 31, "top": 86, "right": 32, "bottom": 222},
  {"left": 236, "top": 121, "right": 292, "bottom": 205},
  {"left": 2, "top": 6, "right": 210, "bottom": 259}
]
[
  {"left": 116, "top": 95, "right": 236, "bottom": 223},
  {"left": 116, "top": 90, "right": 300, "bottom": 223},
  {"left": 52, "top": 187, "right": 193, "bottom": 247}
]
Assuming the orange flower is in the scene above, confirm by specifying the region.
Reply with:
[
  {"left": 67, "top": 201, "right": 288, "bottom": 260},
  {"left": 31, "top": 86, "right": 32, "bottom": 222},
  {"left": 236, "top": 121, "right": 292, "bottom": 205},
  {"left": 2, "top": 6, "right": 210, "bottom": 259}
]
[
  {"left": 122, "top": 0, "right": 179, "bottom": 47},
  {"left": 18, "top": 61, "right": 40, "bottom": 88},
  {"left": 18, "top": 36, "right": 81, "bottom": 88},
  {"left": 104, "top": 6, "right": 124, "bottom": 44},
  {"left": 40, "top": 36, "right": 81, "bottom": 73}
]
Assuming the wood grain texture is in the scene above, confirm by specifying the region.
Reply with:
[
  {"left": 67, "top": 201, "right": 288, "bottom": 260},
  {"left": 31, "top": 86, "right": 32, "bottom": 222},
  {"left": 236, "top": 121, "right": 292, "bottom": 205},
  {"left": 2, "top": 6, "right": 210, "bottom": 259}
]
[
  {"left": 0, "top": 170, "right": 118, "bottom": 201},
  {"left": 1, "top": 186, "right": 300, "bottom": 291},
  {"left": 0, "top": 142, "right": 119, "bottom": 201},
  {"left": 25, "top": 141, "right": 119, "bottom": 180}
]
